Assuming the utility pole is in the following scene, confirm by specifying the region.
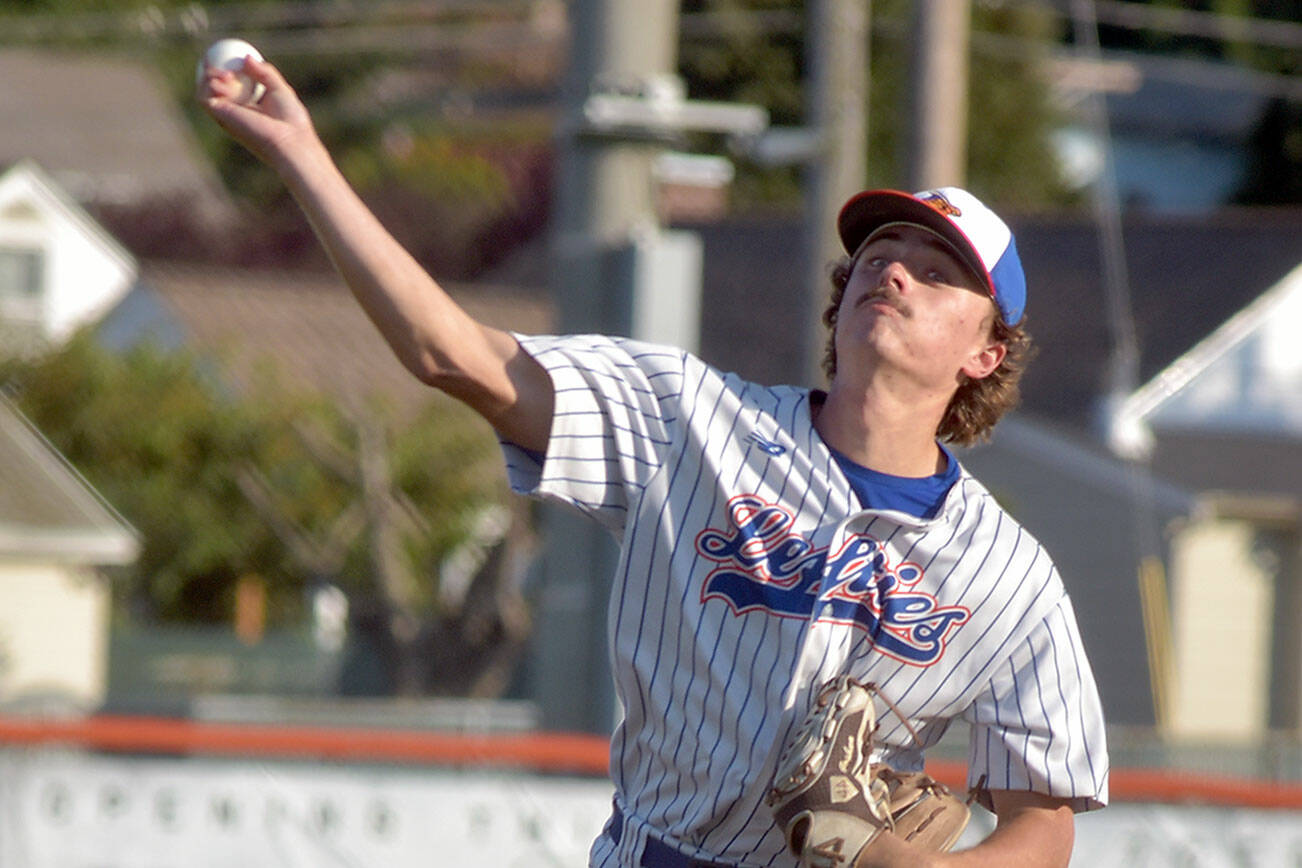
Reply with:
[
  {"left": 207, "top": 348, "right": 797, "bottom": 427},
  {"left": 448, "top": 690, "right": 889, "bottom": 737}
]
[
  {"left": 802, "top": 0, "right": 870, "bottom": 386},
  {"left": 906, "top": 0, "right": 970, "bottom": 190},
  {"left": 533, "top": 0, "right": 764, "bottom": 733},
  {"left": 533, "top": 0, "right": 680, "bottom": 735}
]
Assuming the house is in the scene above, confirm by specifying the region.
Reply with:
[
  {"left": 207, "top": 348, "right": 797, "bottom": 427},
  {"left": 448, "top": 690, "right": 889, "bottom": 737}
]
[
  {"left": 1113, "top": 259, "right": 1302, "bottom": 741},
  {"left": 1079, "top": 51, "right": 1289, "bottom": 211},
  {"left": 0, "top": 397, "right": 138, "bottom": 714},
  {"left": 0, "top": 160, "right": 138, "bottom": 357}
]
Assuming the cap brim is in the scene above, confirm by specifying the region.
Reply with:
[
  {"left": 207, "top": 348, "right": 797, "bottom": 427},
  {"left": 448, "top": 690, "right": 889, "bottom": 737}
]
[{"left": 837, "top": 189, "right": 995, "bottom": 300}]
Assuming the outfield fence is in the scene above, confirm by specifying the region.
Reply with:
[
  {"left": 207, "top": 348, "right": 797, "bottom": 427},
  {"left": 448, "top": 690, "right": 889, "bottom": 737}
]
[{"left": 0, "top": 713, "right": 1299, "bottom": 867}]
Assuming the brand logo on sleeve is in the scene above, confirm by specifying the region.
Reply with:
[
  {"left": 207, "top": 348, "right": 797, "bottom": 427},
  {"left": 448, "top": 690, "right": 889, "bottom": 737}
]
[
  {"left": 695, "top": 494, "right": 969, "bottom": 666},
  {"left": 746, "top": 431, "right": 786, "bottom": 456}
]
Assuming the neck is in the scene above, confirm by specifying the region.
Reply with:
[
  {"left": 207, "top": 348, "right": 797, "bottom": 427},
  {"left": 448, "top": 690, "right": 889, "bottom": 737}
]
[{"left": 813, "top": 377, "right": 950, "bottom": 477}]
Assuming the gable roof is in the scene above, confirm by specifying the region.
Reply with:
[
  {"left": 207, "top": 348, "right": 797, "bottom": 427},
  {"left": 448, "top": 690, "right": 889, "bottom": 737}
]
[
  {"left": 1117, "top": 260, "right": 1302, "bottom": 438},
  {"left": 0, "top": 159, "right": 137, "bottom": 275},
  {"left": 105, "top": 262, "right": 554, "bottom": 418},
  {"left": 0, "top": 48, "right": 232, "bottom": 221},
  {"left": 1009, "top": 208, "right": 1302, "bottom": 432},
  {"left": 0, "top": 397, "right": 138, "bottom": 564}
]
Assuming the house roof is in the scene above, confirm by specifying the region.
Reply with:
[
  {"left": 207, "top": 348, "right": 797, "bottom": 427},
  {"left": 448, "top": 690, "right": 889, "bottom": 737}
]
[
  {"left": 0, "top": 48, "right": 232, "bottom": 221},
  {"left": 124, "top": 261, "right": 554, "bottom": 417},
  {"left": 0, "top": 398, "right": 138, "bottom": 564},
  {"left": 1118, "top": 260, "right": 1302, "bottom": 438},
  {"left": 1009, "top": 208, "right": 1302, "bottom": 431},
  {"left": 0, "top": 159, "right": 138, "bottom": 275},
  {"left": 1143, "top": 430, "right": 1302, "bottom": 500}
]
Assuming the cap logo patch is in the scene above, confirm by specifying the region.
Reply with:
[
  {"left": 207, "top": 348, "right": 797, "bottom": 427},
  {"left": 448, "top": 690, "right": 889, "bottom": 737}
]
[{"left": 920, "top": 193, "right": 961, "bottom": 218}]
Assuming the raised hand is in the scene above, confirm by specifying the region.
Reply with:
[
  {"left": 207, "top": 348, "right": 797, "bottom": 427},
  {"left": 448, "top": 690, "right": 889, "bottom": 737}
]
[{"left": 198, "top": 52, "right": 317, "bottom": 169}]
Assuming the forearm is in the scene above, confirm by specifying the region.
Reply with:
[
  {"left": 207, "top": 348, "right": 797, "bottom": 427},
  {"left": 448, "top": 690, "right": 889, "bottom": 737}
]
[
  {"left": 200, "top": 54, "right": 554, "bottom": 447},
  {"left": 856, "top": 792, "right": 1074, "bottom": 868},
  {"left": 938, "top": 804, "right": 1073, "bottom": 868},
  {"left": 271, "top": 134, "right": 508, "bottom": 392}
]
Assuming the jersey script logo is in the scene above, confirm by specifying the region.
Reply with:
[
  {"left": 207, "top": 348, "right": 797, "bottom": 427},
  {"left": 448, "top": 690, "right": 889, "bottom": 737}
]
[{"left": 695, "top": 495, "right": 970, "bottom": 666}]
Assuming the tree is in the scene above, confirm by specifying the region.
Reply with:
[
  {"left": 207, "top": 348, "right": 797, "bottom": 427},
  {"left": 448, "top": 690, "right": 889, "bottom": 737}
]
[
  {"left": 678, "top": 0, "right": 1075, "bottom": 207},
  {"left": 1, "top": 333, "right": 527, "bottom": 696},
  {"left": 1085, "top": 0, "right": 1302, "bottom": 207}
]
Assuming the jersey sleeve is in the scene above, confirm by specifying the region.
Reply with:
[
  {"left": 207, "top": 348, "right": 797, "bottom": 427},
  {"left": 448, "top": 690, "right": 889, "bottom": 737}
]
[
  {"left": 499, "top": 333, "right": 687, "bottom": 534},
  {"left": 962, "top": 594, "right": 1110, "bottom": 812}
]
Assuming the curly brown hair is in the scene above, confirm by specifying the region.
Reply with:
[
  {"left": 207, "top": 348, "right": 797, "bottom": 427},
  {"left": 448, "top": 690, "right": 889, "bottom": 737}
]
[{"left": 821, "top": 256, "right": 1034, "bottom": 447}]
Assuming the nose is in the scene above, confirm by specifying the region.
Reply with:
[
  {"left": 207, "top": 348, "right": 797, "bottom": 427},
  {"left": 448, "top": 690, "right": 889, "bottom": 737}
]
[{"left": 876, "top": 259, "right": 909, "bottom": 293}]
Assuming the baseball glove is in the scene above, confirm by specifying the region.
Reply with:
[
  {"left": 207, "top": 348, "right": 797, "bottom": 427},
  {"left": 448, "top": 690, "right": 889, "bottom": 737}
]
[{"left": 766, "top": 675, "right": 969, "bottom": 868}]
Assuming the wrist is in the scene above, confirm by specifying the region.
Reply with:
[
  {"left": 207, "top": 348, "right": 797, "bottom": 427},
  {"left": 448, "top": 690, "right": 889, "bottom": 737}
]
[
  {"left": 268, "top": 127, "right": 329, "bottom": 179},
  {"left": 853, "top": 832, "right": 946, "bottom": 868}
]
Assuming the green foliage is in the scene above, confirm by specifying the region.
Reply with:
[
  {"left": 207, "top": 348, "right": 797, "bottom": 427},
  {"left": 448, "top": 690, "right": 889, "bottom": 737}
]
[
  {"left": 964, "top": 2, "right": 1074, "bottom": 206},
  {"left": 680, "top": 0, "right": 1075, "bottom": 207},
  {"left": 1, "top": 332, "right": 505, "bottom": 627},
  {"left": 3, "top": 334, "right": 272, "bottom": 622}
]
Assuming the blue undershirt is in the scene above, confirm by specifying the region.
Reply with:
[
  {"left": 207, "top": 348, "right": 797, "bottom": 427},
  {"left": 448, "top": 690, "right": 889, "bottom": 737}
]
[
  {"left": 826, "top": 443, "right": 960, "bottom": 519},
  {"left": 516, "top": 436, "right": 960, "bottom": 519}
]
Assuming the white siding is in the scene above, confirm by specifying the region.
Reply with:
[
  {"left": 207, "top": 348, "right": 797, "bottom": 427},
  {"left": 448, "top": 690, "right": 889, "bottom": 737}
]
[
  {"left": 0, "top": 560, "right": 109, "bottom": 711},
  {"left": 1168, "top": 519, "right": 1274, "bottom": 740}
]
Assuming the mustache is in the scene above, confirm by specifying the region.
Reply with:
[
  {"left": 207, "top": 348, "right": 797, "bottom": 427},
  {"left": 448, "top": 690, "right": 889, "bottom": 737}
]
[{"left": 857, "top": 286, "right": 910, "bottom": 316}]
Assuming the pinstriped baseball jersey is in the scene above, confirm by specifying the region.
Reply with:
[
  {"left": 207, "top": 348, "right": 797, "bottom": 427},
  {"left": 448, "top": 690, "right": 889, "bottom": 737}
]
[{"left": 500, "top": 333, "right": 1109, "bottom": 868}]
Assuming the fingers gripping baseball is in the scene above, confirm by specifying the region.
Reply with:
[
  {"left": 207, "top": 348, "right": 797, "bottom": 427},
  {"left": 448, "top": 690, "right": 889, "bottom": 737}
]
[
  {"left": 197, "top": 46, "right": 315, "bottom": 165},
  {"left": 766, "top": 677, "right": 969, "bottom": 867}
]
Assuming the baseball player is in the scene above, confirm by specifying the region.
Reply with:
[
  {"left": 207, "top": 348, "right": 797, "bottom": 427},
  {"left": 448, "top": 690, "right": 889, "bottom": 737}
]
[{"left": 202, "top": 55, "right": 1108, "bottom": 868}]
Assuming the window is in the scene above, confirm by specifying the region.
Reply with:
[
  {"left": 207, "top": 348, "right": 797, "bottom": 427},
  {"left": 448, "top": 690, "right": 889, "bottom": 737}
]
[{"left": 0, "top": 247, "right": 44, "bottom": 299}]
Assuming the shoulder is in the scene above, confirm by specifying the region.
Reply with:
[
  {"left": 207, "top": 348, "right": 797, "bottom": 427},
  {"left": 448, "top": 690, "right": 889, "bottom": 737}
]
[
  {"left": 933, "top": 466, "right": 1068, "bottom": 616},
  {"left": 946, "top": 466, "right": 1046, "bottom": 547},
  {"left": 515, "top": 333, "right": 689, "bottom": 374},
  {"left": 515, "top": 333, "right": 798, "bottom": 407}
]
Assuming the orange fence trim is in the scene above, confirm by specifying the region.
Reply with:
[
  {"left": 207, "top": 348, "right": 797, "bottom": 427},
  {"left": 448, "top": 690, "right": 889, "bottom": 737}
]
[
  {"left": 0, "top": 714, "right": 610, "bottom": 776},
  {"left": 1106, "top": 766, "right": 1302, "bottom": 811},
  {"left": 2, "top": 714, "right": 1300, "bottom": 809}
]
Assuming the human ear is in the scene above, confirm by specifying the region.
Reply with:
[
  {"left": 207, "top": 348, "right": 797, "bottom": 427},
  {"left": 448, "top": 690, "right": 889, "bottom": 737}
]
[{"left": 962, "top": 339, "right": 1007, "bottom": 380}]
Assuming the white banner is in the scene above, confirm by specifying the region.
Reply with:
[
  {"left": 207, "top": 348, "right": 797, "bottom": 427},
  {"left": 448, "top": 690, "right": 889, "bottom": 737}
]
[
  {"left": 1072, "top": 802, "right": 1302, "bottom": 868},
  {"left": 0, "top": 750, "right": 612, "bottom": 867},
  {"left": 1, "top": 750, "right": 1299, "bottom": 867}
]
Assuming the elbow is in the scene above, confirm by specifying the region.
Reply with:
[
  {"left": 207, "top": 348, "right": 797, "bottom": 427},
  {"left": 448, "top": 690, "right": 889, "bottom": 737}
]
[
  {"left": 407, "top": 352, "right": 451, "bottom": 389},
  {"left": 402, "top": 336, "right": 469, "bottom": 390},
  {"left": 406, "top": 350, "right": 498, "bottom": 411}
]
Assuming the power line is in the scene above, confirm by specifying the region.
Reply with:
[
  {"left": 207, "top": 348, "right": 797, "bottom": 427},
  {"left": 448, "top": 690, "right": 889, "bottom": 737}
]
[
  {"left": 2, "top": 0, "right": 1298, "bottom": 104},
  {"left": 5, "top": 0, "right": 1302, "bottom": 52},
  {"left": 0, "top": 0, "right": 539, "bottom": 42}
]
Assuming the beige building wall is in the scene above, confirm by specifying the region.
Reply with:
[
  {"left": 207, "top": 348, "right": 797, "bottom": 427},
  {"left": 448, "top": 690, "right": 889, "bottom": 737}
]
[
  {"left": 1167, "top": 518, "right": 1276, "bottom": 740},
  {"left": 0, "top": 560, "right": 109, "bottom": 712}
]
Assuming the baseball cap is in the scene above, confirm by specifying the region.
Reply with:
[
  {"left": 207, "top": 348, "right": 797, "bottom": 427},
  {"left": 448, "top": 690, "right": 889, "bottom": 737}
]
[{"left": 837, "top": 186, "right": 1027, "bottom": 326}]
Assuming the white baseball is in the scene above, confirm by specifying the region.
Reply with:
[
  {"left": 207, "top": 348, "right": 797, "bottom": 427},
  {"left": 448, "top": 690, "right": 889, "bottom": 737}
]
[{"left": 197, "top": 38, "right": 266, "bottom": 105}]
